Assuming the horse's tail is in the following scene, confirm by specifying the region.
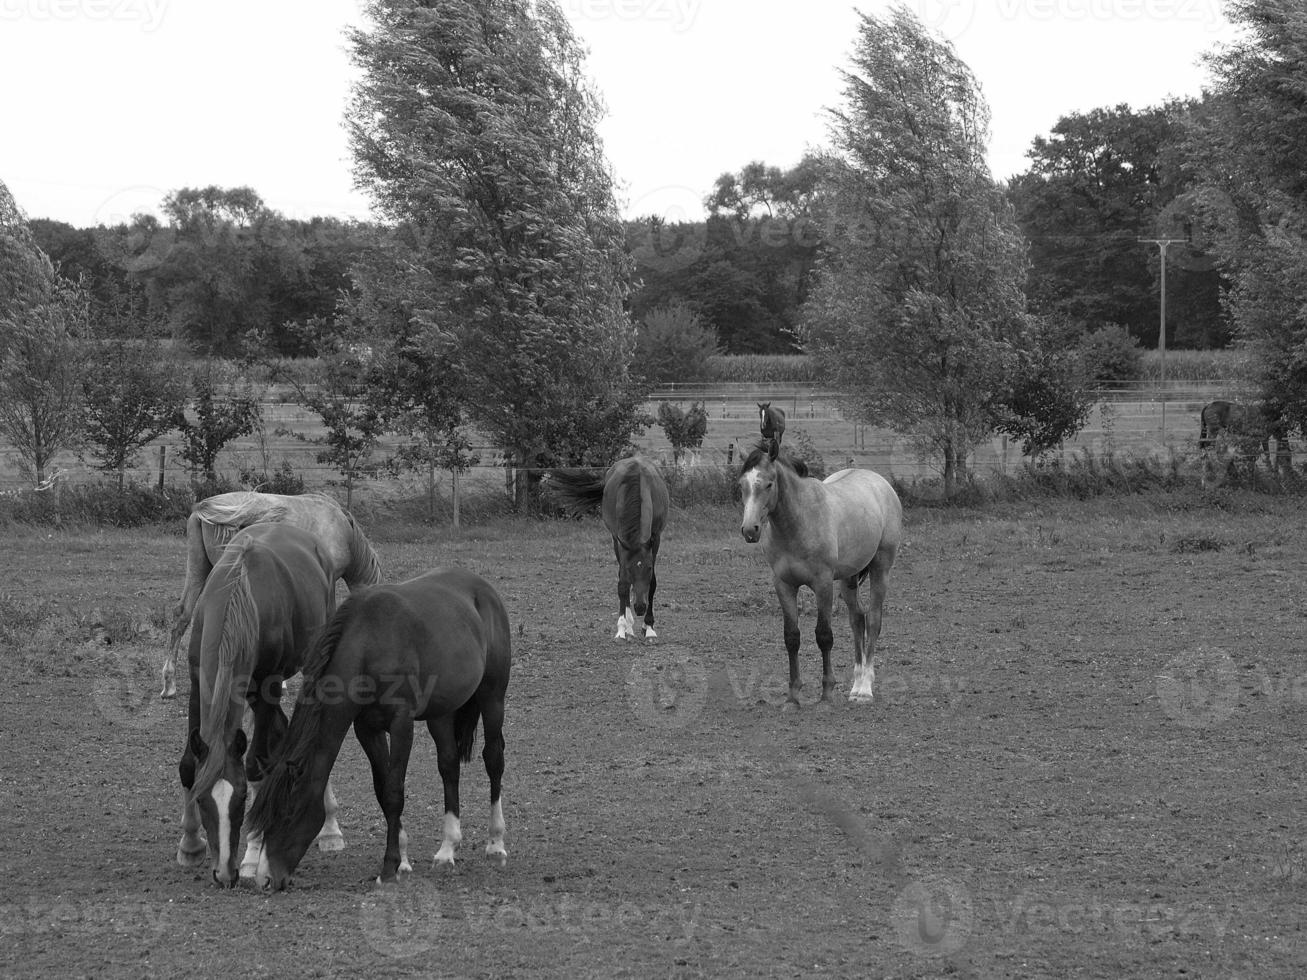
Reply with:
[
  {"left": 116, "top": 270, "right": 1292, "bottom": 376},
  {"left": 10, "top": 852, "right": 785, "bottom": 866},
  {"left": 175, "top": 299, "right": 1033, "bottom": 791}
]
[
  {"left": 343, "top": 510, "right": 383, "bottom": 587},
  {"left": 191, "top": 543, "right": 259, "bottom": 798},
  {"left": 546, "top": 467, "right": 607, "bottom": 516},
  {"left": 454, "top": 696, "right": 482, "bottom": 764}
]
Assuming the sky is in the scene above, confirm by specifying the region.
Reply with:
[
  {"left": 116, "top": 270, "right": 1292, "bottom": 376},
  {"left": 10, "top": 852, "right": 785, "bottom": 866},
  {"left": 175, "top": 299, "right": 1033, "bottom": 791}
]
[{"left": 0, "top": 0, "right": 1244, "bottom": 229}]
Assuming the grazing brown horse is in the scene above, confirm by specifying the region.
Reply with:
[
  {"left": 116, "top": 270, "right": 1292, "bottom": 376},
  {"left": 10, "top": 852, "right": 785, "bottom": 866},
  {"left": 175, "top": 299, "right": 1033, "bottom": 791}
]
[
  {"left": 161, "top": 491, "right": 382, "bottom": 698},
  {"left": 1199, "top": 400, "right": 1292, "bottom": 470},
  {"left": 248, "top": 567, "right": 512, "bottom": 890},
  {"left": 738, "top": 441, "right": 902, "bottom": 708},
  {"left": 547, "top": 456, "right": 669, "bottom": 641},
  {"left": 176, "top": 523, "right": 346, "bottom": 886}
]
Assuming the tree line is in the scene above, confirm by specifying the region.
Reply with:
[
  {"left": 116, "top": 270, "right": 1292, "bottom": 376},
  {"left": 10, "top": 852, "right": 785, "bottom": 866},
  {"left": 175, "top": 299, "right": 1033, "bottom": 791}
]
[{"left": 2, "top": 0, "right": 1303, "bottom": 501}]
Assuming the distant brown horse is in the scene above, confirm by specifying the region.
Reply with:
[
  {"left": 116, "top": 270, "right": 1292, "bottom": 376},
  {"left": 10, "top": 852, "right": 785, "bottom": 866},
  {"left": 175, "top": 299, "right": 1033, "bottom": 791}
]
[
  {"left": 759, "top": 402, "right": 786, "bottom": 452},
  {"left": 1199, "top": 400, "right": 1292, "bottom": 471}
]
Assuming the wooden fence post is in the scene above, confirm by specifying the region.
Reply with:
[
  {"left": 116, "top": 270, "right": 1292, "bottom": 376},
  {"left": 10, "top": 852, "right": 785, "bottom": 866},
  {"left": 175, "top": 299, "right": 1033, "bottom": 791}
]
[{"left": 157, "top": 445, "right": 166, "bottom": 493}]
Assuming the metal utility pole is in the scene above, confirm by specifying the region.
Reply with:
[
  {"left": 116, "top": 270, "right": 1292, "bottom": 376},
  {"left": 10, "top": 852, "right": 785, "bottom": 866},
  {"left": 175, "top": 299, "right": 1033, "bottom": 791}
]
[
  {"left": 1139, "top": 238, "right": 1187, "bottom": 385},
  {"left": 1140, "top": 237, "right": 1187, "bottom": 436}
]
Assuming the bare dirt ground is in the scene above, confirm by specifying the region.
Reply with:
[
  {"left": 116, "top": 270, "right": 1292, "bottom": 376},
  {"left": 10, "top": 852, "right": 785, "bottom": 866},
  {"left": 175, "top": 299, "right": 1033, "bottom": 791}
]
[{"left": 3, "top": 495, "right": 1307, "bottom": 978}]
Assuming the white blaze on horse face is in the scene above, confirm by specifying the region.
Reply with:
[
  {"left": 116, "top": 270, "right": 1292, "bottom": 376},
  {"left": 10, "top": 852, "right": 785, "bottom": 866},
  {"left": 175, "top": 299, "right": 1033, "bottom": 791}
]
[
  {"left": 434, "top": 812, "right": 462, "bottom": 867},
  {"left": 211, "top": 778, "right": 235, "bottom": 878},
  {"left": 740, "top": 469, "right": 769, "bottom": 542}
]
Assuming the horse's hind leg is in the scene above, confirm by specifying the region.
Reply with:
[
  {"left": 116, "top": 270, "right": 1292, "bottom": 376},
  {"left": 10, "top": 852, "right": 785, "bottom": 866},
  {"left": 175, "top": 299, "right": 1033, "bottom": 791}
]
[
  {"left": 850, "top": 548, "right": 896, "bottom": 703},
  {"left": 643, "top": 535, "right": 661, "bottom": 640},
  {"left": 841, "top": 576, "right": 871, "bottom": 702},
  {"left": 480, "top": 693, "right": 508, "bottom": 865},
  {"left": 162, "top": 518, "right": 211, "bottom": 698},
  {"left": 428, "top": 714, "right": 463, "bottom": 867}
]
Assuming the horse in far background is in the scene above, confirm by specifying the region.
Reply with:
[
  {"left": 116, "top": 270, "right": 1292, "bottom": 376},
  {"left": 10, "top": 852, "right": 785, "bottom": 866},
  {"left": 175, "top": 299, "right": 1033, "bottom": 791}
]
[
  {"left": 1199, "top": 400, "right": 1292, "bottom": 472},
  {"left": 161, "top": 491, "right": 383, "bottom": 699},
  {"left": 759, "top": 402, "right": 786, "bottom": 452}
]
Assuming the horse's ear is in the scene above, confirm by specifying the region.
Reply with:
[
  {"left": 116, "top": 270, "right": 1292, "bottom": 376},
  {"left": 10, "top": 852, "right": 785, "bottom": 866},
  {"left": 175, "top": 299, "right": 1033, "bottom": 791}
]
[
  {"left": 230, "top": 729, "right": 248, "bottom": 759},
  {"left": 189, "top": 728, "right": 209, "bottom": 762}
]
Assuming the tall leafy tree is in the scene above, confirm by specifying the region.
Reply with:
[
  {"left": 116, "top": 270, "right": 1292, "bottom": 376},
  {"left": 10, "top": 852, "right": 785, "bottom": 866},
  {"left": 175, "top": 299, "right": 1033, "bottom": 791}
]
[
  {"left": 173, "top": 361, "right": 263, "bottom": 484},
  {"left": 349, "top": 0, "right": 645, "bottom": 509},
  {"left": 1187, "top": 0, "right": 1307, "bottom": 435},
  {"left": 799, "top": 6, "right": 1032, "bottom": 495},
  {"left": 0, "top": 279, "right": 88, "bottom": 486},
  {"left": 1008, "top": 102, "right": 1226, "bottom": 349}
]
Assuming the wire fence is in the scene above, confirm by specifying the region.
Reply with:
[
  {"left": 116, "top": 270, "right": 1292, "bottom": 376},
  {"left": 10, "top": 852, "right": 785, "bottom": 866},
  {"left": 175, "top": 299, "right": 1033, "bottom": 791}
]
[{"left": 0, "top": 380, "right": 1265, "bottom": 495}]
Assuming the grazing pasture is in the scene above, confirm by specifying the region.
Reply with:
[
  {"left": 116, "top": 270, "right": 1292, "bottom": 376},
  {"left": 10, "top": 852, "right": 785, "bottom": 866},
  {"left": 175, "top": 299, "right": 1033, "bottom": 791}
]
[{"left": 2, "top": 496, "right": 1307, "bottom": 977}]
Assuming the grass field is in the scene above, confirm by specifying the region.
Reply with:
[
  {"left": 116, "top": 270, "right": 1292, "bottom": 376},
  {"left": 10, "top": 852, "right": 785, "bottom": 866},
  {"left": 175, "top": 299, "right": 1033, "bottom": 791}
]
[{"left": 3, "top": 494, "right": 1307, "bottom": 977}]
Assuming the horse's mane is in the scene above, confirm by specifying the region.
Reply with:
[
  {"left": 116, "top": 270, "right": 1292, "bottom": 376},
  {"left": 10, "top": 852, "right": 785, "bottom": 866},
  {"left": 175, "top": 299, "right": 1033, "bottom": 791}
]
[
  {"left": 195, "top": 494, "right": 289, "bottom": 535},
  {"left": 616, "top": 464, "right": 646, "bottom": 545},
  {"left": 245, "top": 597, "right": 355, "bottom": 836},
  {"left": 342, "top": 510, "right": 383, "bottom": 587},
  {"left": 190, "top": 543, "right": 259, "bottom": 801},
  {"left": 739, "top": 442, "right": 810, "bottom": 478}
]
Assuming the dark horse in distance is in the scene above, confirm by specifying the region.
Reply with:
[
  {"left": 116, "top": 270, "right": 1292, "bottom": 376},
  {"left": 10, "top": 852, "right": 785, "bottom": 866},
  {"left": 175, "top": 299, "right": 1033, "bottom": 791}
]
[{"left": 548, "top": 456, "right": 669, "bottom": 641}]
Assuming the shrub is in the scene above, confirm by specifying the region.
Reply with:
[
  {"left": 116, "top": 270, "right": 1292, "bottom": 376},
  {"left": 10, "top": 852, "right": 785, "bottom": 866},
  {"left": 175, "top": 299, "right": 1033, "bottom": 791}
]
[
  {"left": 635, "top": 302, "right": 720, "bottom": 384},
  {"left": 1080, "top": 324, "right": 1143, "bottom": 383}
]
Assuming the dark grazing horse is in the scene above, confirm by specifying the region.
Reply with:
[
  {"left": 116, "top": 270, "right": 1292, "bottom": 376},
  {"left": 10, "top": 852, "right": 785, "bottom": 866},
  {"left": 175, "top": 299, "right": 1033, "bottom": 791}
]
[
  {"left": 247, "top": 567, "right": 512, "bottom": 890},
  {"left": 161, "top": 491, "right": 383, "bottom": 698},
  {"left": 176, "top": 522, "right": 345, "bottom": 887},
  {"left": 1199, "top": 399, "right": 1292, "bottom": 470},
  {"left": 547, "top": 456, "right": 670, "bottom": 641},
  {"left": 759, "top": 402, "right": 786, "bottom": 452},
  {"left": 738, "top": 441, "right": 902, "bottom": 708}
]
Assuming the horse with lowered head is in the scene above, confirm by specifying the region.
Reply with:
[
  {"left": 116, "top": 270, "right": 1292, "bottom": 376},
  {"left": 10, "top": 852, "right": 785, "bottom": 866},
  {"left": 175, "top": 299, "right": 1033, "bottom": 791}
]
[
  {"left": 547, "top": 456, "right": 669, "bottom": 641},
  {"left": 738, "top": 440, "right": 902, "bottom": 708},
  {"left": 247, "top": 566, "right": 512, "bottom": 890},
  {"left": 176, "top": 522, "right": 346, "bottom": 887},
  {"left": 161, "top": 491, "right": 382, "bottom": 698}
]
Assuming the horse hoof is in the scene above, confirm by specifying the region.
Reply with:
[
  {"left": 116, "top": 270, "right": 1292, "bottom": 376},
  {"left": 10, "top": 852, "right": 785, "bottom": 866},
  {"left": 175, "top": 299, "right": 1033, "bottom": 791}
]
[
  {"left": 432, "top": 855, "right": 456, "bottom": 871},
  {"left": 781, "top": 700, "right": 801, "bottom": 713},
  {"left": 485, "top": 844, "right": 508, "bottom": 867},
  {"left": 316, "top": 835, "right": 345, "bottom": 853},
  {"left": 177, "top": 847, "right": 206, "bottom": 868},
  {"left": 159, "top": 689, "right": 176, "bottom": 700},
  {"left": 399, "top": 859, "right": 413, "bottom": 874}
]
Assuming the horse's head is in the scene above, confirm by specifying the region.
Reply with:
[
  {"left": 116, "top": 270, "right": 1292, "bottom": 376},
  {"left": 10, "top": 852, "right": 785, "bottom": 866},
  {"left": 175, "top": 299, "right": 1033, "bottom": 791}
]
[
  {"left": 738, "top": 442, "right": 781, "bottom": 543},
  {"left": 618, "top": 541, "right": 657, "bottom": 617},
  {"left": 188, "top": 727, "right": 249, "bottom": 888},
  {"left": 251, "top": 757, "right": 325, "bottom": 891}
]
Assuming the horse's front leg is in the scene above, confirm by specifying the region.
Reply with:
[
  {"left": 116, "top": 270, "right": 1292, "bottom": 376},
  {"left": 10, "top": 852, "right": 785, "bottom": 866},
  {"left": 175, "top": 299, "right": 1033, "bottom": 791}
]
[
  {"left": 354, "top": 717, "right": 411, "bottom": 874},
  {"left": 378, "top": 714, "right": 414, "bottom": 882},
  {"left": 812, "top": 578, "right": 837, "bottom": 703},
  {"left": 774, "top": 579, "right": 803, "bottom": 708},
  {"left": 480, "top": 694, "right": 508, "bottom": 865},
  {"left": 614, "top": 539, "right": 635, "bottom": 640},
  {"left": 428, "top": 715, "right": 463, "bottom": 868}
]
